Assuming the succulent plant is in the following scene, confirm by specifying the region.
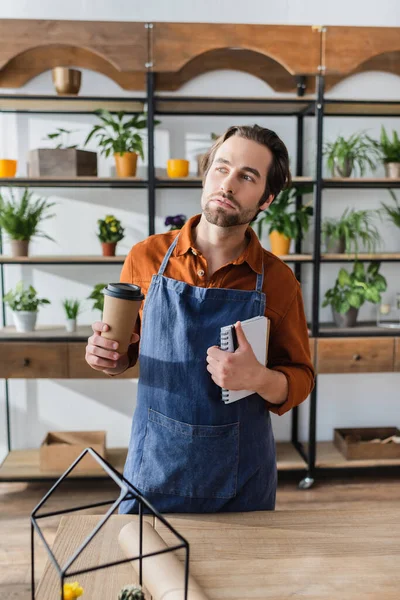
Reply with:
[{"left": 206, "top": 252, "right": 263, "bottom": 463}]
[{"left": 118, "top": 584, "right": 145, "bottom": 600}]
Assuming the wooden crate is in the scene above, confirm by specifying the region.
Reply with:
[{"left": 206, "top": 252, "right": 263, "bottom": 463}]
[
  {"left": 40, "top": 431, "right": 106, "bottom": 473},
  {"left": 28, "top": 148, "right": 97, "bottom": 176},
  {"left": 334, "top": 427, "right": 400, "bottom": 460}
]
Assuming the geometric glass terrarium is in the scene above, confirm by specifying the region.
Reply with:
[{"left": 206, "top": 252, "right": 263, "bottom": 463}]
[
  {"left": 30, "top": 447, "right": 190, "bottom": 600},
  {"left": 376, "top": 298, "right": 400, "bottom": 329}
]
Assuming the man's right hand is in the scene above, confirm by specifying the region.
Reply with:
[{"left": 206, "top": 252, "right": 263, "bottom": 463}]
[{"left": 85, "top": 321, "right": 137, "bottom": 376}]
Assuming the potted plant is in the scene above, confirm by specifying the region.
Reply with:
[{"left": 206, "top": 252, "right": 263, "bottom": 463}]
[
  {"left": 321, "top": 208, "right": 381, "bottom": 254},
  {"left": 118, "top": 584, "right": 144, "bottom": 600},
  {"left": 97, "top": 215, "right": 125, "bottom": 256},
  {"left": 380, "top": 189, "right": 400, "bottom": 228},
  {"left": 29, "top": 127, "right": 97, "bottom": 177},
  {"left": 3, "top": 281, "right": 50, "bottom": 332},
  {"left": 87, "top": 283, "right": 107, "bottom": 314},
  {"left": 84, "top": 109, "right": 159, "bottom": 177},
  {"left": 323, "top": 132, "right": 379, "bottom": 177},
  {"left": 62, "top": 298, "right": 82, "bottom": 333},
  {"left": 0, "top": 187, "right": 55, "bottom": 257},
  {"left": 164, "top": 214, "right": 187, "bottom": 230},
  {"left": 322, "top": 262, "right": 387, "bottom": 328},
  {"left": 196, "top": 132, "right": 219, "bottom": 176},
  {"left": 253, "top": 185, "right": 313, "bottom": 255},
  {"left": 369, "top": 126, "right": 400, "bottom": 179}
]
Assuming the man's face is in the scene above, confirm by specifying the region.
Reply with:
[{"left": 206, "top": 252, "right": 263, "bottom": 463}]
[{"left": 201, "top": 135, "right": 274, "bottom": 228}]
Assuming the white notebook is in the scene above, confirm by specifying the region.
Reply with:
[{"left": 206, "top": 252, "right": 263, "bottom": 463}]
[{"left": 220, "top": 315, "right": 270, "bottom": 404}]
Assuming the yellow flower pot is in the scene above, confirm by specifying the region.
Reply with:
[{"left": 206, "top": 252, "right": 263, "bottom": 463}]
[
  {"left": 269, "top": 231, "right": 291, "bottom": 256},
  {"left": 167, "top": 159, "right": 189, "bottom": 178},
  {"left": 114, "top": 152, "right": 138, "bottom": 177},
  {"left": 0, "top": 159, "right": 17, "bottom": 177}
]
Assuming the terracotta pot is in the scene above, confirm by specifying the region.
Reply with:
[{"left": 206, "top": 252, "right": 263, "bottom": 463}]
[
  {"left": 269, "top": 231, "right": 291, "bottom": 256},
  {"left": 384, "top": 162, "right": 400, "bottom": 179},
  {"left": 10, "top": 239, "right": 29, "bottom": 257},
  {"left": 114, "top": 152, "right": 138, "bottom": 177},
  {"left": 102, "top": 242, "right": 117, "bottom": 257},
  {"left": 0, "top": 159, "right": 17, "bottom": 177},
  {"left": 52, "top": 67, "right": 81, "bottom": 95}
]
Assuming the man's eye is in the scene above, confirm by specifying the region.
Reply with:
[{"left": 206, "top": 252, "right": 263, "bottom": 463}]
[
  {"left": 217, "top": 167, "right": 228, "bottom": 173},
  {"left": 243, "top": 174, "right": 253, "bottom": 182}
]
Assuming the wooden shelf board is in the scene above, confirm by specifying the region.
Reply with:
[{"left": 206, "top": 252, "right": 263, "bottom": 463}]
[
  {"left": 0, "top": 176, "right": 148, "bottom": 187},
  {"left": 316, "top": 441, "right": 400, "bottom": 468},
  {"left": 0, "top": 254, "right": 126, "bottom": 264},
  {"left": 324, "top": 100, "right": 400, "bottom": 116},
  {"left": 0, "top": 443, "right": 303, "bottom": 480},
  {"left": 0, "top": 324, "right": 93, "bottom": 340},
  {"left": 155, "top": 96, "right": 316, "bottom": 115},
  {"left": 276, "top": 253, "right": 313, "bottom": 262},
  {"left": 322, "top": 253, "right": 400, "bottom": 261},
  {"left": 0, "top": 447, "right": 127, "bottom": 480},
  {"left": 0, "top": 95, "right": 146, "bottom": 114},
  {"left": 319, "top": 322, "right": 400, "bottom": 336}
]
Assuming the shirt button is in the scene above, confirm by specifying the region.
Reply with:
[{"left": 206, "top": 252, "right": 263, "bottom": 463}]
[
  {"left": 191, "top": 248, "right": 197, "bottom": 255},
  {"left": 197, "top": 269, "right": 205, "bottom": 277}
]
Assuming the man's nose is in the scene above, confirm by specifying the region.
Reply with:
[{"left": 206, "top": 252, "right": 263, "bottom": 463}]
[{"left": 221, "top": 172, "right": 236, "bottom": 194}]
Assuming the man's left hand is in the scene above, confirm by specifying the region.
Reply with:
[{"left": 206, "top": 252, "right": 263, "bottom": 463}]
[{"left": 206, "top": 321, "right": 264, "bottom": 390}]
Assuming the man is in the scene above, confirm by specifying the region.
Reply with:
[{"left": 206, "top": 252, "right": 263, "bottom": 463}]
[{"left": 85, "top": 124, "right": 314, "bottom": 514}]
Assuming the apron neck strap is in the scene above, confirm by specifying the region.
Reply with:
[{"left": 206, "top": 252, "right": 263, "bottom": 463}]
[{"left": 158, "top": 234, "right": 179, "bottom": 276}]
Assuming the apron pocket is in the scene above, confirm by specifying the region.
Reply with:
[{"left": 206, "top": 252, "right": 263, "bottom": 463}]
[{"left": 136, "top": 408, "right": 239, "bottom": 499}]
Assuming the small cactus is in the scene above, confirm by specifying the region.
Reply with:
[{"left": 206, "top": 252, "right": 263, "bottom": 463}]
[{"left": 118, "top": 584, "right": 145, "bottom": 600}]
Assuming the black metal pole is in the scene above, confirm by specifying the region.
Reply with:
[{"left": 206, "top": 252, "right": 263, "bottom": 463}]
[
  {"left": 0, "top": 226, "right": 11, "bottom": 451},
  {"left": 308, "top": 74, "right": 325, "bottom": 478},
  {"left": 146, "top": 71, "right": 156, "bottom": 236},
  {"left": 31, "top": 522, "right": 35, "bottom": 600}
]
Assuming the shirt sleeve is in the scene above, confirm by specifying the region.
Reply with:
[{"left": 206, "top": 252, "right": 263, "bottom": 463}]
[
  {"left": 120, "top": 252, "right": 141, "bottom": 369},
  {"left": 266, "top": 283, "right": 315, "bottom": 416}
]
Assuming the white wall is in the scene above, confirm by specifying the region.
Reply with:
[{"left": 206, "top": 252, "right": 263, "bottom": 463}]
[{"left": 0, "top": 3, "right": 399, "bottom": 462}]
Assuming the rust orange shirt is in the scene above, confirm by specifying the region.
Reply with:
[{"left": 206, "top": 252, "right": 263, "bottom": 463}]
[{"left": 120, "top": 214, "right": 315, "bottom": 416}]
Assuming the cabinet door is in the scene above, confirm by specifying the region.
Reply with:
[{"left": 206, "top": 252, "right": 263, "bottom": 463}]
[
  {"left": 395, "top": 338, "right": 400, "bottom": 372},
  {"left": 317, "top": 337, "right": 395, "bottom": 374},
  {"left": 0, "top": 342, "right": 69, "bottom": 378},
  {"left": 68, "top": 343, "right": 139, "bottom": 379}
]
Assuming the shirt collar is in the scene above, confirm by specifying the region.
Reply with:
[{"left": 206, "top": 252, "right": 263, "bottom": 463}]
[{"left": 175, "top": 213, "right": 263, "bottom": 275}]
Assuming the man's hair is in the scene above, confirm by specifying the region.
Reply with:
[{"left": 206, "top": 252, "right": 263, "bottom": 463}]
[{"left": 200, "top": 124, "right": 292, "bottom": 203}]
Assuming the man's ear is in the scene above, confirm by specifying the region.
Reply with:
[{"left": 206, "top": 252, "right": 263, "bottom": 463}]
[{"left": 259, "top": 194, "right": 274, "bottom": 211}]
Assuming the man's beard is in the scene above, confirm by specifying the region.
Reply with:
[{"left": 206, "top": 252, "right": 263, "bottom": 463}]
[{"left": 203, "top": 194, "right": 260, "bottom": 227}]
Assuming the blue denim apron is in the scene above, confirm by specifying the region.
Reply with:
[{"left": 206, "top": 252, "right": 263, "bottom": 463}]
[{"left": 120, "top": 235, "right": 276, "bottom": 514}]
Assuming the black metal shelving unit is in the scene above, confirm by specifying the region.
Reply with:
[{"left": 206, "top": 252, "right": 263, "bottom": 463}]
[{"left": 1, "top": 77, "right": 400, "bottom": 485}]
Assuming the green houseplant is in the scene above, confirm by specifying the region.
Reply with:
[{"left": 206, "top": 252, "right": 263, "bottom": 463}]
[
  {"left": 4, "top": 281, "right": 50, "bottom": 332},
  {"left": 323, "top": 132, "right": 379, "bottom": 177},
  {"left": 253, "top": 184, "right": 313, "bottom": 255},
  {"left": 97, "top": 214, "right": 125, "bottom": 256},
  {"left": 321, "top": 208, "right": 382, "bottom": 255},
  {"left": 369, "top": 126, "right": 400, "bottom": 179},
  {"left": 62, "top": 298, "right": 82, "bottom": 333},
  {"left": 0, "top": 188, "right": 55, "bottom": 257},
  {"left": 380, "top": 189, "right": 400, "bottom": 228},
  {"left": 322, "top": 262, "right": 387, "bottom": 328},
  {"left": 88, "top": 283, "right": 107, "bottom": 314},
  {"left": 118, "top": 584, "right": 145, "bottom": 600},
  {"left": 85, "top": 109, "right": 159, "bottom": 177}
]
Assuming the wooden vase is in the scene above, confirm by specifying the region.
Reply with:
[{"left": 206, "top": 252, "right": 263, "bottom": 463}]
[
  {"left": 114, "top": 152, "right": 138, "bottom": 177},
  {"left": 269, "top": 231, "right": 291, "bottom": 256}
]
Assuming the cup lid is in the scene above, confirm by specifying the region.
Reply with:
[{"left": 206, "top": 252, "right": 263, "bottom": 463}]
[{"left": 102, "top": 283, "right": 144, "bottom": 301}]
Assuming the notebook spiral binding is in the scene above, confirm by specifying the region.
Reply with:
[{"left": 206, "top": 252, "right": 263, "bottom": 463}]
[{"left": 220, "top": 326, "right": 233, "bottom": 402}]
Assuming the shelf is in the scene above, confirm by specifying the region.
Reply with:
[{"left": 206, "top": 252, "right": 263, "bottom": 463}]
[
  {"left": 316, "top": 442, "right": 400, "bottom": 468},
  {"left": 0, "top": 94, "right": 146, "bottom": 114},
  {"left": 0, "top": 442, "right": 304, "bottom": 481},
  {"left": 0, "top": 254, "right": 126, "bottom": 265},
  {"left": 276, "top": 254, "right": 313, "bottom": 262},
  {"left": 0, "top": 177, "right": 148, "bottom": 188},
  {"left": 318, "top": 322, "right": 400, "bottom": 338},
  {"left": 155, "top": 96, "right": 316, "bottom": 116},
  {"left": 156, "top": 175, "right": 315, "bottom": 188},
  {"left": 0, "top": 325, "right": 92, "bottom": 342},
  {"left": 321, "top": 253, "right": 400, "bottom": 262},
  {"left": 324, "top": 100, "right": 400, "bottom": 117},
  {"left": 323, "top": 178, "right": 400, "bottom": 189}
]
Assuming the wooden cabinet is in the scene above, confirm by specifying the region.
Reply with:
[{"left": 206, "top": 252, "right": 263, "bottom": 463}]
[
  {"left": 68, "top": 343, "right": 139, "bottom": 379},
  {"left": 395, "top": 338, "right": 400, "bottom": 372},
  {"left": 0, "top": 342, "right": 69, "bottom": 378},
  {"left": 316, "top": 337, "right": 395, "bottom": 374}
]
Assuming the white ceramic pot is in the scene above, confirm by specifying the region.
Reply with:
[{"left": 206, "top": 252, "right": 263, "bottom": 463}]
[
  {"left": 65, "top": 318, "right": 77, "bottom": 333},
  {"left": 12, "top": 310, "right": 37, "bottom": 332}
]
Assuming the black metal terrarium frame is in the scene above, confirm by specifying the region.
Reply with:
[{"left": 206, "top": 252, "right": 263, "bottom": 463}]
[{"left": 30, "top": 447, "right": 190, "bottom": 600}]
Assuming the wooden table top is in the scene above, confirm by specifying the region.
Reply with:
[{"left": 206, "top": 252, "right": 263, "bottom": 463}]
[{"left": 36, "top": 507, "right": 400, "bottom": 599}]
